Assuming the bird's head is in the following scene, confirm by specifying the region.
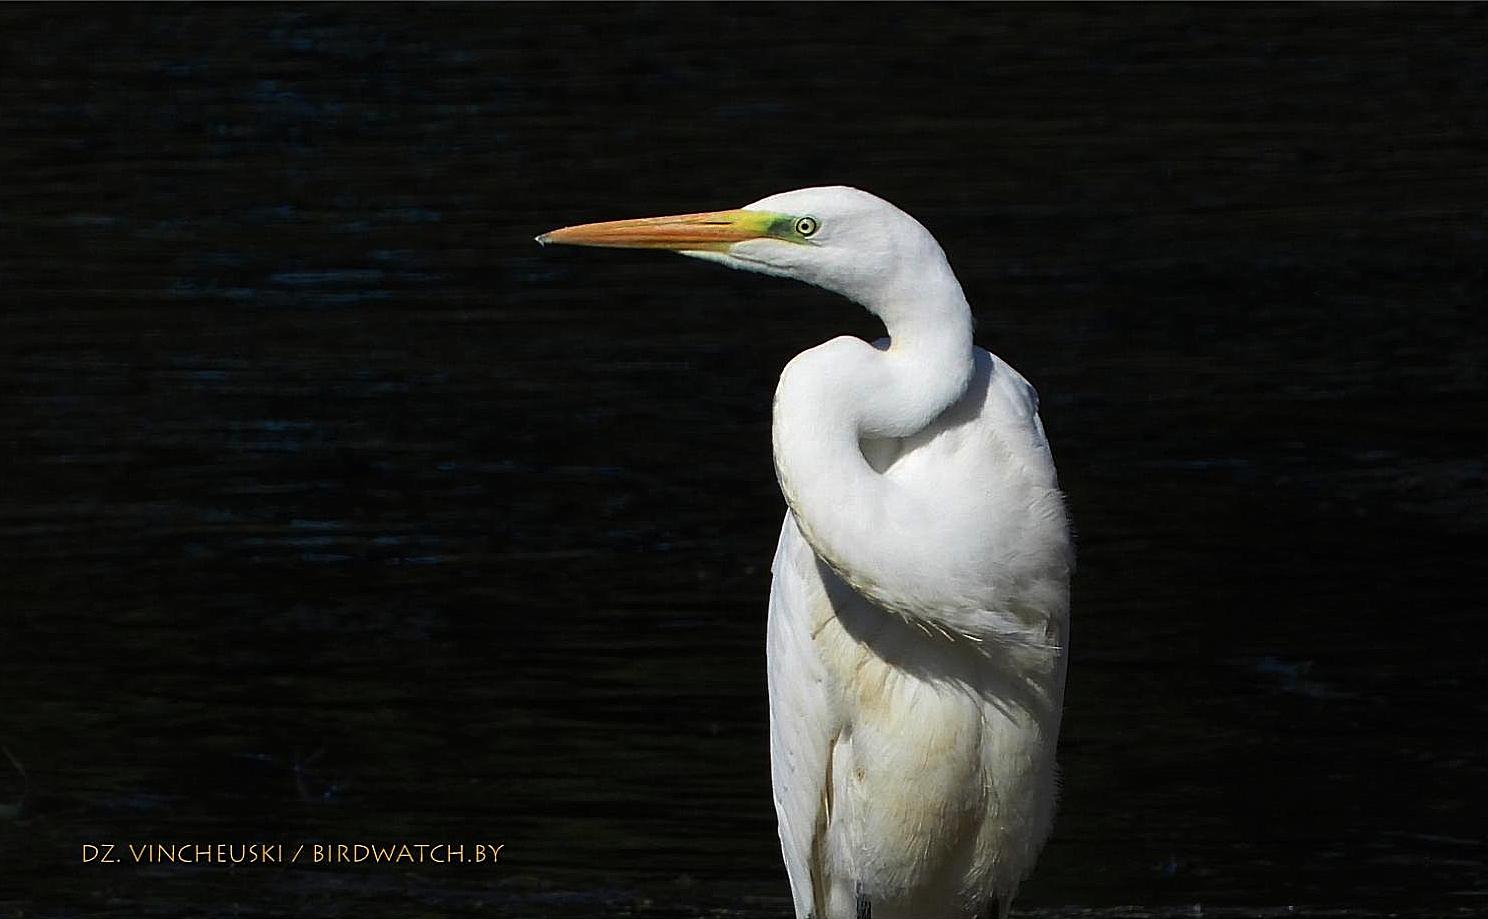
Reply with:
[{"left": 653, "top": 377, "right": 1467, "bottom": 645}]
[{"left": 537, "top": 186, "right": 954, "bottom": 316}]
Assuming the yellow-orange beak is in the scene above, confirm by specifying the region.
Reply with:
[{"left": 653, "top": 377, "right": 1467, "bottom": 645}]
[{"left": 536, "top": 209, "right": 780, "bottom": 252}]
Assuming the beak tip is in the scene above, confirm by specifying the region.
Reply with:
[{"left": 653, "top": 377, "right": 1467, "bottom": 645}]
[{"left": 534, "top": 233, "right": 552, "bottom": 246}]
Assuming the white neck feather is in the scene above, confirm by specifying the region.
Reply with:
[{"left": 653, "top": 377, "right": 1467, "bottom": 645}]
[{"left": 771, "top": 252, "right": 1065, "bottom": 656}]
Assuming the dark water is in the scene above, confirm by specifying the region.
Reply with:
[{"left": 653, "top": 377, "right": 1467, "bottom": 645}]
[{"left": 2, "top": 4, "right": 1486, "bottom": 917}]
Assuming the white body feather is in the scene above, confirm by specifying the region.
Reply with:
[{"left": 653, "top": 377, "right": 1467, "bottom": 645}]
[{"left": 768, "top": 347, "right": 1070, "bottom": 919}]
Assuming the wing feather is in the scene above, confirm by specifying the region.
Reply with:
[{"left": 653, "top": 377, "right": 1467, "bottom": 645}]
[{"left": 767, "top": 513, "right": 840, "bottom": 919}]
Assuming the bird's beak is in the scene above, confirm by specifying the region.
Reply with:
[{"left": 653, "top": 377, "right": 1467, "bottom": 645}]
[{"left": 535, "top": 209, "right": 777, "bottom": 252}]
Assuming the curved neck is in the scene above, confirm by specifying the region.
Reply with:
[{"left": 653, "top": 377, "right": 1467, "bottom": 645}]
[
  {"left": 858, "top": 275, "right": 976, "bottom": 438},
  {"left": 772, "top": 268, "right": 988, "bottom": 626}
]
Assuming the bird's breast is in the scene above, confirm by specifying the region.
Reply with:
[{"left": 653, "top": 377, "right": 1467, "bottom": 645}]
[{"left": 808, "top": 586, "right": 1060, "bottom": 906}]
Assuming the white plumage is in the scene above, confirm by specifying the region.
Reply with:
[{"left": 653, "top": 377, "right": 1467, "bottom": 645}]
[
  {"left": 768, "top": 346, "right": 1069, "bottom": 919},
  {"left": 539, "top": 186, "right": 1073, "bottom": 919}
]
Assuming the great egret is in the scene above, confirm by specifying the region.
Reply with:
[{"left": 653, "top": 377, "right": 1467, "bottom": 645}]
[{"left": 538, "top": 187, "right": 1072, "bottom": 919}]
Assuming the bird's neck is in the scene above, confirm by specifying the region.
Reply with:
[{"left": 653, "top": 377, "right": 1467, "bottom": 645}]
[
  {"left": 771, "top": 273, "right": 991, "bottom": 628},
  {"left": 773, "top": 287, "right": 1059, "bottom": 654},
  {"left": 858, "top": 275, "right": 976, "bottom": 438}
]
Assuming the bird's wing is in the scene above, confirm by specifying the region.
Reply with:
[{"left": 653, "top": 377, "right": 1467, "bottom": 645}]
[
  {"left": 983, "top": 349, "right": 1061, "bottom": 489},
  {"left": 767, "top": 513, "right": 839, "bottom": 919}
]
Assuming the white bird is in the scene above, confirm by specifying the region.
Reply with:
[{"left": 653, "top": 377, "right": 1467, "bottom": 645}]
[{"left": 538, "top": 187, "right": 1072, "bottom": 919}]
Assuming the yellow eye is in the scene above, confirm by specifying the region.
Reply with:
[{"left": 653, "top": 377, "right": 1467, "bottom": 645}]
[{"left": 794, "top": 216, "right": 820, "bottom": 237}]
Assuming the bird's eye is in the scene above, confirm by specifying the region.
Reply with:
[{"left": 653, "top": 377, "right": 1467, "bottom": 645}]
[{"left": 794, "top": 216, "right": 820, "bottom": 237}]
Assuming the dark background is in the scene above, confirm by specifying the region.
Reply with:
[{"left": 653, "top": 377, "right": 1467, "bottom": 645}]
[{"left": 2, "top": 4, "right": 1485, "bottom": 917}]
